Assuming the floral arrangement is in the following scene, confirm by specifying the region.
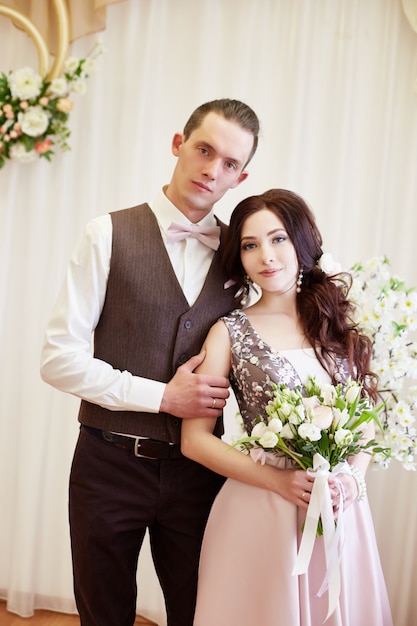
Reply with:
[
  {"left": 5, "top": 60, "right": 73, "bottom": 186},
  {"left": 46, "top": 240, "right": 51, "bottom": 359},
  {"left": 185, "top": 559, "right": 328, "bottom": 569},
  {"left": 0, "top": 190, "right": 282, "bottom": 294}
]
[
  {"left": 233, "top": 375, "right": 387, "bottom": 575},
  {"left": 0, "top": 40, "right": 103, "bottom": 168},
  {"left": 233, "top": 376, "right": 387, "bottom": 472},
  {"left": 350, "top": 256, "right": 417, "bottom": 470}
]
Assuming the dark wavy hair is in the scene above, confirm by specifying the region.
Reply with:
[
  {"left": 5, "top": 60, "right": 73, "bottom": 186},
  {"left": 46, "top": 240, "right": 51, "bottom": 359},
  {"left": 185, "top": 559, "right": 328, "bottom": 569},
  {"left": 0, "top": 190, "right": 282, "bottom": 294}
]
[{"left": 222, "top": 188, "right": 378, "bottom": 400}]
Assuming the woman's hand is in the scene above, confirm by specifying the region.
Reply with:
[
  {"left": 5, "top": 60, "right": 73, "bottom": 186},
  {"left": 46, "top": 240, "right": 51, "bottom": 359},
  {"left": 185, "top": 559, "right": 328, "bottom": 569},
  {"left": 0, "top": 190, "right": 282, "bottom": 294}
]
[
  {"left": 277, "top": 469, "right": 359, "bottom": 514},
  {"left": 274, "top": 468, "right": 316, "bottom": 509},
  {"left": 328, "top": 473, "right": 358, "bottom": 517}
]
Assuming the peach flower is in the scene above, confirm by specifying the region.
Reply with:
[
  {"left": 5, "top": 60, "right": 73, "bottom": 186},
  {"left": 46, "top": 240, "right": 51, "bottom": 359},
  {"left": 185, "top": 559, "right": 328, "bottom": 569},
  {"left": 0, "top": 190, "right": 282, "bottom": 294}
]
[
  {"left": 56, "top": 98, "right": 74, "bottom": 113},
  {"left": 35, "top": 138, "right": 52, "bottom": 154}
]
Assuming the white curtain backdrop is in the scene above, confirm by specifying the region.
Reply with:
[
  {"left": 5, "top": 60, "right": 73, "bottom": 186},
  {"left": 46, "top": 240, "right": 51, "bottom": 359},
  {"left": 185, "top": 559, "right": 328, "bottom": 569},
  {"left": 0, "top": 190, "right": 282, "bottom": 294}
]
[{"left": 1, "top": 1, "right": 417, "bottom": 624}]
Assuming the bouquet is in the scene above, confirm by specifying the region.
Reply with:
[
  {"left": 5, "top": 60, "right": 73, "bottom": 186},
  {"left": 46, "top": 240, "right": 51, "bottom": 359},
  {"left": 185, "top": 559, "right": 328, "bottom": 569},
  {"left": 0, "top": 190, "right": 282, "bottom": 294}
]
[
  {"left": 233, "top": 376, "right": 388, "bottom": 472},
  {"left": 0, "top": 40, "right": 104, "bottom": 168},
  {"left": 350, "top": 256, "right": 417, "bottom": 470}
]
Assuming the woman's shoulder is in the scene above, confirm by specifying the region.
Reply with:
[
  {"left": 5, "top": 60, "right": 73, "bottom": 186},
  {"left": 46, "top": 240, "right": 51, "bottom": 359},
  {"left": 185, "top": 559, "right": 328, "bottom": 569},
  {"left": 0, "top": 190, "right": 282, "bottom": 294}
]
[{"left": 220, "top": 308, "right": 248, "bottom": 328}]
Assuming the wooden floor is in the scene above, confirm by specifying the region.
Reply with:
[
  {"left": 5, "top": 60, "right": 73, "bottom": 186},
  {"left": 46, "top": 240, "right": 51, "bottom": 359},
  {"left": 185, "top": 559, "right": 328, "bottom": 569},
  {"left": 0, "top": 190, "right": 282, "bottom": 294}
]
[{"left": 0, "top": 602, "right": 158, "bottom": 625}]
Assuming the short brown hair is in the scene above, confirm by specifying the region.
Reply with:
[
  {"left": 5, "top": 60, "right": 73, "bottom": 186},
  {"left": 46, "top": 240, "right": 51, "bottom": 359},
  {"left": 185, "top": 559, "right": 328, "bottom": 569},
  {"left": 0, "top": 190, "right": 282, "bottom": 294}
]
[{"left": 183, "top": 99, "right": 260, "bottom": 166}]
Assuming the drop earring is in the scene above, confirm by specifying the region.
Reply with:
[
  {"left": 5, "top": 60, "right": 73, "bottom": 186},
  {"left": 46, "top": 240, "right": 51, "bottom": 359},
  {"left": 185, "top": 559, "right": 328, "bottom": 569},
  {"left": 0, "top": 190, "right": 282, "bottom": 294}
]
[
  {"left": 235, "top": 274, "right": 253, "bottom": 306},
  {"left": 242, "top": 274, "right": 253, "bottom": 306},
  {"left": 296, "top": 267, "right": 304, "bottom": 293}
]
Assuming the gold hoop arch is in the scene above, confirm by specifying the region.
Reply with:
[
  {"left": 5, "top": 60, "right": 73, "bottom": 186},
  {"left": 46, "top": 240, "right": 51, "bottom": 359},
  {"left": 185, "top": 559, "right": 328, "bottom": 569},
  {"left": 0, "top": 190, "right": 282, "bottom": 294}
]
[
  {"left": 0, "top": 5, "right": 49, "bottom": 76},
  {"left": 0, "top": 0, "right": 70, "bottom": 79},
  {"left": 47, "top": 0, "right": 70, "bottom": 80}
]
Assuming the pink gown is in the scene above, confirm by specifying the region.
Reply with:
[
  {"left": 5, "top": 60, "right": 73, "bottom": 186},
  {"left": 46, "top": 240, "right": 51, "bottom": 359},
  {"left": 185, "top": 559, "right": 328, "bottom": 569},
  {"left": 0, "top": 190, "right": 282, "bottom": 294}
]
[{"left": 193, "top": 310, "right": 393, "bottom": 626}]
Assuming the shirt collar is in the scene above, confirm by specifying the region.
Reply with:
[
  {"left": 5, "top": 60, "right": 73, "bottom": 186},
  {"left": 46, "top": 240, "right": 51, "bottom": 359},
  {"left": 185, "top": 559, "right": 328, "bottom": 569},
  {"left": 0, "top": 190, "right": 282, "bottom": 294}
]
[{"left": 150, "top": 187, "right": 218, "bottom": 234}]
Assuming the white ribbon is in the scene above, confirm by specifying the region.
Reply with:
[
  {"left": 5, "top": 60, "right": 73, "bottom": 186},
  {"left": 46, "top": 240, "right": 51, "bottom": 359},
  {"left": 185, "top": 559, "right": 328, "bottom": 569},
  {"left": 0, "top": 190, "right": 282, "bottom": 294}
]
[{"left": 292, "top": 453, "right": 350, "bottom": 621}]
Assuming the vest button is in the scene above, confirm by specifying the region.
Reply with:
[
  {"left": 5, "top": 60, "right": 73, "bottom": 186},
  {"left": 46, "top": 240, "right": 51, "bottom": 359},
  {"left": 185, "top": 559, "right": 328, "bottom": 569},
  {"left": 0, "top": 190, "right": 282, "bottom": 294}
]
[
  {"left": 178, "top": 353, "right": 188, "bottom": 364},
  {"left": 171, "top": 418, "right": 180, "bottom": 427},
  {"left": 184, "top": 320, "right": 192, "bottom": 330}
]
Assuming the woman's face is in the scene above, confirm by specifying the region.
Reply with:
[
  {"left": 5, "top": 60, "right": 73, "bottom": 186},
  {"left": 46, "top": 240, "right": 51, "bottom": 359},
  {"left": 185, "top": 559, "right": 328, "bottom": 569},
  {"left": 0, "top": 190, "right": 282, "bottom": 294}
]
[{"left": 240, "top": 208, "right": 299, "bottom": 295}]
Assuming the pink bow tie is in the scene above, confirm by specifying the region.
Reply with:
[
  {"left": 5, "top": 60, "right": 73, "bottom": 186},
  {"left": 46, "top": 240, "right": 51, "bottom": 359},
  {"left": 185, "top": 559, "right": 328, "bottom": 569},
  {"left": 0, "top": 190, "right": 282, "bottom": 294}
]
[{"left": 166, "top": 221, "right": 221, "bottom": 250}]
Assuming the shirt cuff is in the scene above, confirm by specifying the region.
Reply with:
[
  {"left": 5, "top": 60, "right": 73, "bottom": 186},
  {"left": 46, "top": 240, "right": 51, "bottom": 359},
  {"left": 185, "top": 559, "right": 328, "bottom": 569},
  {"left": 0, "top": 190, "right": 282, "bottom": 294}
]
[{"left": 126, "top": 378, "right": 166, "bottom": 413}]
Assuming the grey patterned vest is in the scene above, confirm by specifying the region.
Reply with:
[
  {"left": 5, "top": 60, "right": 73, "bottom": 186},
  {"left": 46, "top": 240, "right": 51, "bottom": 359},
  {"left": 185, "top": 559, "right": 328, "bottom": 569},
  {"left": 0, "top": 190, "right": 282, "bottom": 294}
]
[{"left": 78, "top": 203, "right": 238, "bottom": 443}]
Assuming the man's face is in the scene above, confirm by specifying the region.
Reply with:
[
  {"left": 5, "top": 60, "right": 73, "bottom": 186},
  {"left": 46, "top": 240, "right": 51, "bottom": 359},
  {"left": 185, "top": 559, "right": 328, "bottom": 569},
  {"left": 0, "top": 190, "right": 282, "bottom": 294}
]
[{"left": 166, "top": 112, "right": 254, "bottom": 221}]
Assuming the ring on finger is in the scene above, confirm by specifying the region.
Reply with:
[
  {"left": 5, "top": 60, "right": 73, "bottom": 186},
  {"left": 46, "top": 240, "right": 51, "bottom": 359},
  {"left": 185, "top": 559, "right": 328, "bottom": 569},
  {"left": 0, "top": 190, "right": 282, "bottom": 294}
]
[
  {"left": 301, "top": 491, "right": 307, "bottom": 500},
  {"left": 211, "top": 398, "right": 217, "bottom": 409}
]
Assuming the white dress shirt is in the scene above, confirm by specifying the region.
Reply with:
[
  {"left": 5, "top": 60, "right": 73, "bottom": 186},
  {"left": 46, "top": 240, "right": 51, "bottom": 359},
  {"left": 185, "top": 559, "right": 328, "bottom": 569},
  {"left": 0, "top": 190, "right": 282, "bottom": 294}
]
[{"left": 40, "top": 188, "right": 218, "bottom": 414}]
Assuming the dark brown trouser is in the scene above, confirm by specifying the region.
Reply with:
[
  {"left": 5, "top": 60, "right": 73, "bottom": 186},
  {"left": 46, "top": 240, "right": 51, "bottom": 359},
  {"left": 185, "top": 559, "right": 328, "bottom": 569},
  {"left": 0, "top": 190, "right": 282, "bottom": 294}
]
[{"left": 69, "top": 426, "right": 224, "bottom": 626}]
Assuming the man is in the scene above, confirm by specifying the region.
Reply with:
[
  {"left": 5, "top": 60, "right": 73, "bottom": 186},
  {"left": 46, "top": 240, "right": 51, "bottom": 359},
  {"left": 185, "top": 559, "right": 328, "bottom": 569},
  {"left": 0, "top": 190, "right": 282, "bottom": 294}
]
[{"left": 40, "top": 98, "right": 260, "bottom": 626}]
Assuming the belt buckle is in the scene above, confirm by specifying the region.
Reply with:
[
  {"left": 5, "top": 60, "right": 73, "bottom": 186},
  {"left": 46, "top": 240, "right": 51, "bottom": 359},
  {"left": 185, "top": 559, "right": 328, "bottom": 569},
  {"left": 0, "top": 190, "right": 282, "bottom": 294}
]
[{"left": 134, "top": 437, "right": 158, "bottom": 460}]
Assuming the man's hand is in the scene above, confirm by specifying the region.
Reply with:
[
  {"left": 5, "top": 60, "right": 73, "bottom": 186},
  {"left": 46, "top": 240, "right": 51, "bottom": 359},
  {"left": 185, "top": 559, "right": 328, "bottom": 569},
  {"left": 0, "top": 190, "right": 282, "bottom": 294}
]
[{"left": 160, "top": 352, "right": 230, "bottom": 419}]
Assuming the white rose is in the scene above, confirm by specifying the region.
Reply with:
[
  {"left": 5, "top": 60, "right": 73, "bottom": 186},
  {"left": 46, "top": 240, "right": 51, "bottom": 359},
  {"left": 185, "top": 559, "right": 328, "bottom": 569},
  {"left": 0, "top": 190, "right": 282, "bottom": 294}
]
[
  {"left": 294, "top": 404, "right": 306, "bottom": 422},
  {"left": 321, "top": 384, "right": 337, "bottom": 405},
  {"left": 9, "top": 67, "right": 42, "bottom": 100},
  {"left": 267, "top": 418, "right": 282, "bottom": 433},
  {"left": 302, "top": 396, "right": 320, "bottom": 410},
  {"left": 280, "top": 423, "right": 295, "bottom": 439},
  {"left": 48, "top": 77, "right": 68, "bottom": 97},
  {"left": 251, "top": 422, "right": 267, "bottom": 438},
  {"left": 9, "top": 142, "right": 37, "bottom": 163},
  {"left": 298, "top": 423, "right": 322, "bottom": 442},
  {"left": 19, "top": 107, "right": 49, "bottom": 137},
  {"left": 266, "top": 408, "right": 280, "bottom": 421},
  {"left": 334, "top": 428, "right": 354, "bottom": 445},
  {"left": 277, "top": 402, "right": 292, "bottom": 418},
  {"left": 345, "top": 383, "right": 361, "bottom": 405},
  {"left": 65, "top": 56, "right": 80, "bottom": 73},
  {"left": 70, "top": 79, "right": 87, "bottom": 95},
  {"left": 318, "top": 252, "right": 341, "bottom": 275},
  {"left": 259, "top": 431, "right": 278, "bottom": 448},
  {"left": 311, "top": 405, "right": 333, "bottom": 430},
  {"left": 333, "top": 407, "right": 349, "bottom": 428}
]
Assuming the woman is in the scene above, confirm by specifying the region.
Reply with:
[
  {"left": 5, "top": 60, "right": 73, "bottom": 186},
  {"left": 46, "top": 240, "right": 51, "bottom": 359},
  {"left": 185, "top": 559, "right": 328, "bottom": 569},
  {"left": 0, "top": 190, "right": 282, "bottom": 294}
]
[{"left": 181, "top": 189, "right": 393, "bottom": 626}]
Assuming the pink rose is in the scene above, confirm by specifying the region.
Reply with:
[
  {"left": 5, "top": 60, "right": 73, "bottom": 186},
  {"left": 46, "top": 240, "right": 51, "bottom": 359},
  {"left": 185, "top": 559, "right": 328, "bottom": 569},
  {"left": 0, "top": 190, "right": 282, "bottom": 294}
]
[
  {"left": 35, "top": 138, "right": 52, "bottom": 154},
  {"left": 311, "top": 405, "right": 333, "bottom": 430},
  {"left": 302, "top": 395, "right": 320, "bottom": 409}
]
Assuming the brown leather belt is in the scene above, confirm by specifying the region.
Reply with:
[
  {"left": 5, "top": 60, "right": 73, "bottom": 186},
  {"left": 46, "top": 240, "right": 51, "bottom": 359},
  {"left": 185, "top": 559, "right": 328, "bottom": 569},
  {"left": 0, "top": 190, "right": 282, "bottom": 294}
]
[{"left": 83, "top": 425, "right": 184, "bottom": 460}]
